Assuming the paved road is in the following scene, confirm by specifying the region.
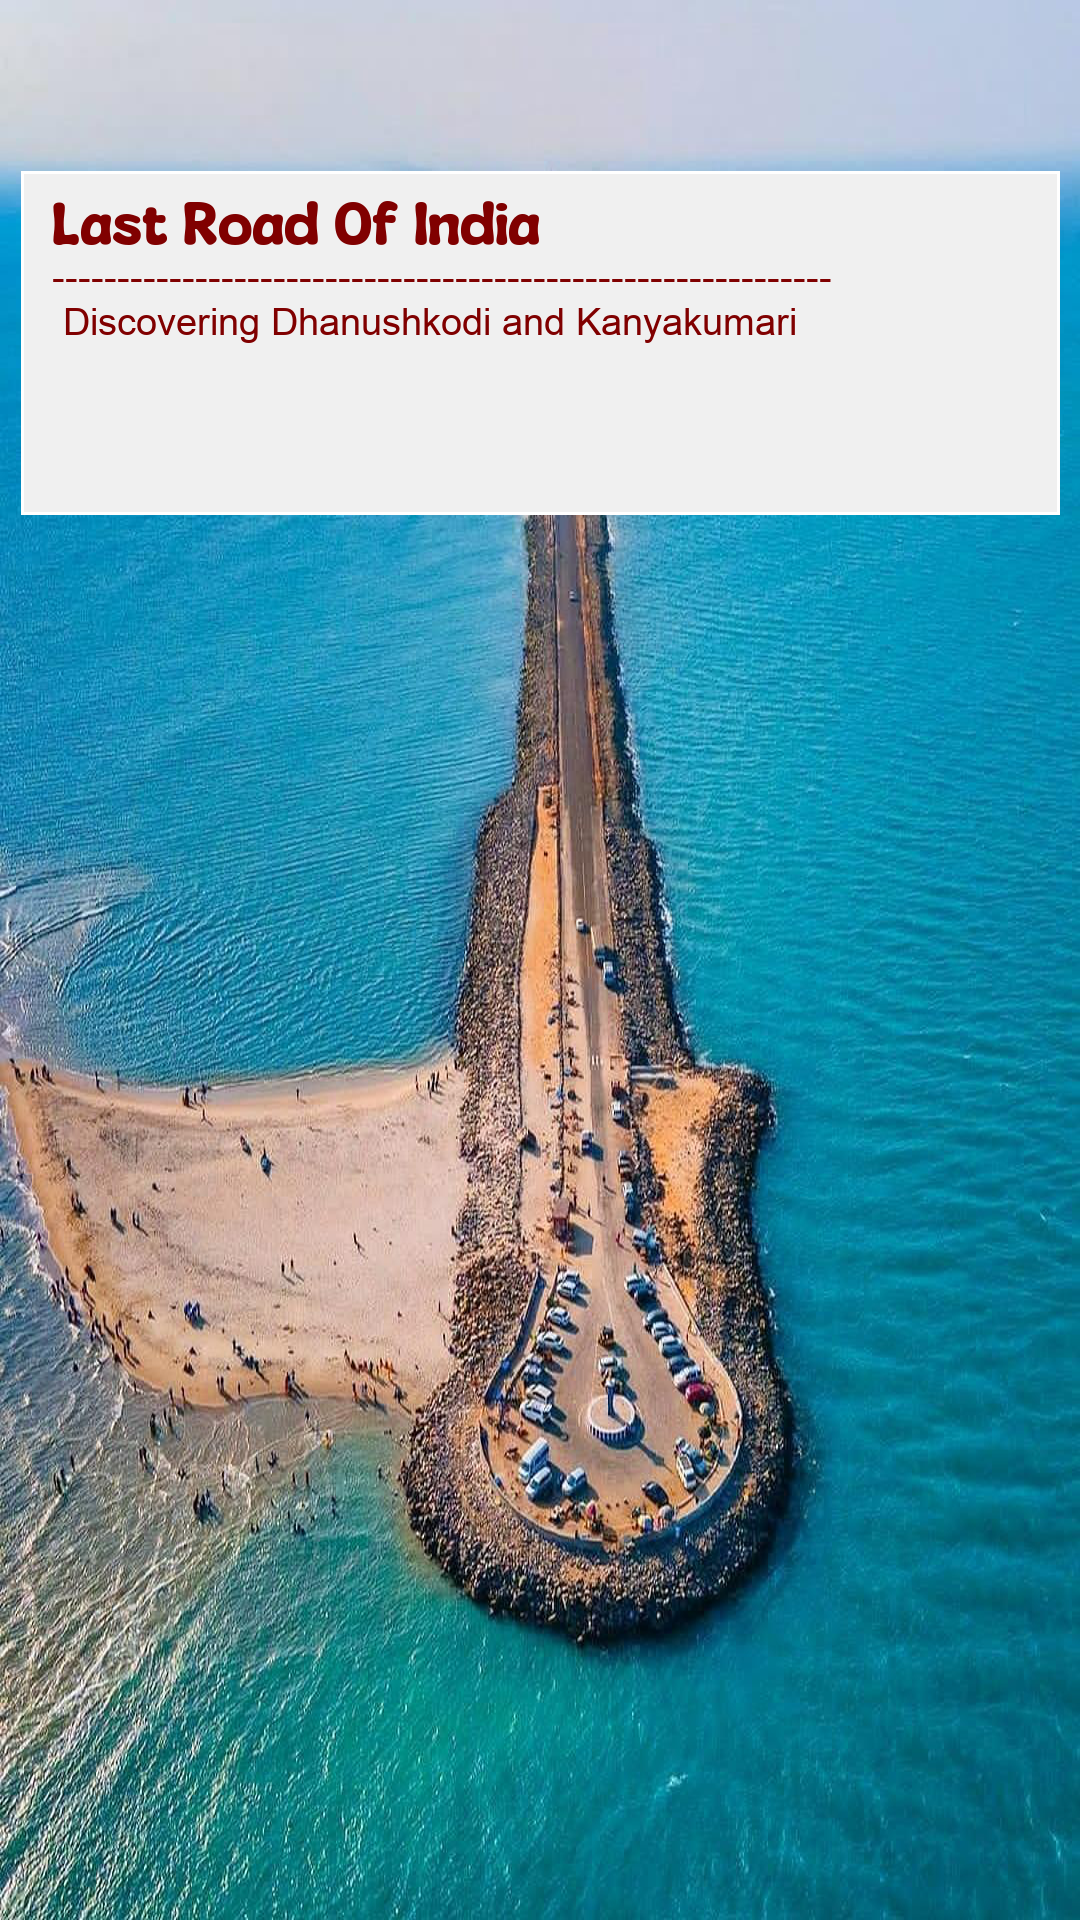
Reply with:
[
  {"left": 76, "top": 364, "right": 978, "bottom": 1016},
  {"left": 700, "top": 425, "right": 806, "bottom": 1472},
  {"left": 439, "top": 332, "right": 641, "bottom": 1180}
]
[{"left": 526, "top": 516, "right": 731, "bottom": 1519}]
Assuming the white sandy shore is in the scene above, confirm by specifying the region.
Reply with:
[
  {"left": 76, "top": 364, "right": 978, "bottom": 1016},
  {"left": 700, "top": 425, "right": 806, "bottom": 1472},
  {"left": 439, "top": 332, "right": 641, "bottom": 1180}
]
[{"left": 2, "top": 1056, "right": 463, "bottom": 1410}]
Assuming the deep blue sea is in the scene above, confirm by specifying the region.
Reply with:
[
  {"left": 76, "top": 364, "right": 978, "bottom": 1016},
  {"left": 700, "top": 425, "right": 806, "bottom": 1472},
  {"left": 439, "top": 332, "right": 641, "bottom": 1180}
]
[{"left": 1, "top": 197, "right": 1077, "bottom": 1919}]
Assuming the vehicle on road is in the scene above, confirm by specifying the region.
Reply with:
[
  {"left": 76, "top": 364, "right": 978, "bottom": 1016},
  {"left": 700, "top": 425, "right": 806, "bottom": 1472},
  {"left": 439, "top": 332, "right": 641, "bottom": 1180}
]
[
  {"left": 580, "top": 1129, "right": 595, "bottom": 1154},
  {"left": 641, "top": 1480, "right": 667, "bottom": 1506},
  {"left": 673, "top": 1363, "right": 702, "bottom": 1388},
  {"left": 569, "top": 589, "right": 579, "bottom": 603},
  {"left": 598, "top": 1323, "right": 615, "bottom": 1346},
  {"left": 611, "top": 1099, "right": 627, "bottom": 1125},
  {"left": 575, "top": 916, "right": 588, "bottom": 933},
  {"left": 562, "top": 1466, "right": 587, "bottom": 1497},
  {"left": 526, "top": 1464, "right": 555, "bottom": 1501},
  {"left": 547, "top": 1306, "right": 572, "bottom": 1328},
  {"left": 518, "top": 1439, "right": 549, "bottom": 1483},
  {"left": 598, "top": 1354, "right": 626, "bottom": 1380},
  {"left": 685, "top": 1381, "right": 714, "bottom": 1409},
  {"left": 602, "top": 959, "right": 617, "bottom": 990}
]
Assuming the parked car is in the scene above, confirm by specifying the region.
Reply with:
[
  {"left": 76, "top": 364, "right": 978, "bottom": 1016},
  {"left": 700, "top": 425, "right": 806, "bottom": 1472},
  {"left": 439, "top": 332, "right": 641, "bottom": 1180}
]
[
  {"left": 556, "top": 1277, "right": 578, "bottom": 1302},
  {"left": 562, "top": 1466, "right": 587, "bottom": 1497},
  {"left": 644, "top": 1306, "right": 669, "bottom": 1331},
  {"left": 528, "top": 1383, "right": 555, "bottom": 1408},
  {"left": 598, "top": 1353, "right": 624, "bottom": 1378},
  {"left": 684, "top": 1381, "right": 714, "bottom": 1410},
  {"left": 659, "top": 1335, "right": 683, "bottom": 1357},
  {"left": 580, "top": 1129, "right": 595, "bottom": 1154},
  {"left": 521, "top": 1399, "right": 549, "bottom": 1427},
  {"left": 575, "top": 916, "right": 587, "bottom": 933},
  {"left": 521, "top": 1359, "right": 546, "bottom": 1386},
  {"left": 650, "top": 1321, "right": 676, "bottom": 1344},
  {"left": 611, "top": 1099, "right": 628, "bottom": 1125},
  {"left": 534, "top": 1331, "right": 567, "bottom": 1356},
  {"left": 625, "top": 1270, "right": 648, "bottom": 1295},
  {"left": 526, "top": 1464, "right": 555, "bottom": 1501},
  {"left": 618, "top": 1150, "right": 635, "bottom": 1177},
  {"left": 547, "top": 1306, "right": 571, "bottom": 1329},
  {"left": 558, "top": 1268, "right": 582, "bottom": 1289},
  {"left": 688, "top": 1447, "right": 710, "bottom": 1480},
  {"left": 675, "top": 1453, "right": 697, "bottom": 1492},
  {"left": 666, "top": 1351, "right": 690, "bottom": 1374},
  {"left": 641, "top": 1480, "right": 668, "bottom": 1506},
  {"left": 673, "top": 1364, "right": 702, "bottom": 1388},
  {"left": 598, "top": 1323, "right": 615, "bottom": 1346},
  {"left": 518, "top": 1438, "right": 549, "bottom": 1483}
]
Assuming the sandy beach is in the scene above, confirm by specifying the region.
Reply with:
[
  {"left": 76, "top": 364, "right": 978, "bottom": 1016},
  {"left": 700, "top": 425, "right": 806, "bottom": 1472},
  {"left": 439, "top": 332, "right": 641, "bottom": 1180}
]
[{"left": 1, "top": 1056, "right": 463, "bottom": 1409}]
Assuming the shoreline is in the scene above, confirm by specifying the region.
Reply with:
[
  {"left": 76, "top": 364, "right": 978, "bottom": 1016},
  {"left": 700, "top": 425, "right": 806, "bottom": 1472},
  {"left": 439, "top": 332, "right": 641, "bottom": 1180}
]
[{"left": 4, "top": 511, "right": 792, "bottom": 1639}]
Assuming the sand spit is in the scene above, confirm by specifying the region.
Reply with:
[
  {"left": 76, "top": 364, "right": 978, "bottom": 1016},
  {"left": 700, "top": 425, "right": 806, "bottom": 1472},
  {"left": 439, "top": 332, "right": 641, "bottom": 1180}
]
[{"left": 2, "top": 1058, "right": 463, "bottom": 1410}]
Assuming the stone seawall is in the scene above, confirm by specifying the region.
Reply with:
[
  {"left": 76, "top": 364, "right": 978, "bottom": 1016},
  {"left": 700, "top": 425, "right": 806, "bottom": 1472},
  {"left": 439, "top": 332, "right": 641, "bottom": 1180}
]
[{"left": 402, "top": 514, "right": 792, "bottom": 1642}]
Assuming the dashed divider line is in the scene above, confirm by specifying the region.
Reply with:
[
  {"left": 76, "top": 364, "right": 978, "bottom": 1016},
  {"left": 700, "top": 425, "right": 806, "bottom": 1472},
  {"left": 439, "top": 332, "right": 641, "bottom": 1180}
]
[{"left": 51, "top": 275, "right": 831, "bottom": 286}]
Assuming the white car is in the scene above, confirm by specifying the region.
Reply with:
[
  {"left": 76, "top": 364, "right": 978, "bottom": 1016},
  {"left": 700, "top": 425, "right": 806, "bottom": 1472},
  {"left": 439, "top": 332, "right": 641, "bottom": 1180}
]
[
  {"left": 675, "top": 1453, "right": 697, "bottom": 1493},
  {"left": 556, "top": 1277, "right": 579, "bottom": 1301},
  {"left": 526, "top": 1465, "right": 555, "bottom": 1501},
  {"left": 562, "top": 1467, "right": 587, "bottom": 1498},
  {"left": 547, "top": 1305, "right": 571, "bottom": 1328},
  {"left": 521, "top": 1399, "right": 550, "bottom": 1426},
  {"left": 575, "top": 916, "right": 588, "bottom": 934},
  {"left": 673, "top": 1364, "right": 702, "bottom": 1388},
  {"left": 650, "top": 1321, "right": 676, "bottom": 1343},
  {"left": 534, "top": 1331, "right": 567, "bottom": 1356},
  {"left": 558, "top": 1268, "right": 582, "bottom": 1288},
  {"left": 611, "top": 1099, "right": 627, "bottom": 1124}
]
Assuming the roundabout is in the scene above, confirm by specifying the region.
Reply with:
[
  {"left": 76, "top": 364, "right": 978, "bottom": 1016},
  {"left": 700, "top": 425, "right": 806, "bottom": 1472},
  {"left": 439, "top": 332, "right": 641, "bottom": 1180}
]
[{"left": 586, "top": 1390, "right": 638, "bottom": 1447}]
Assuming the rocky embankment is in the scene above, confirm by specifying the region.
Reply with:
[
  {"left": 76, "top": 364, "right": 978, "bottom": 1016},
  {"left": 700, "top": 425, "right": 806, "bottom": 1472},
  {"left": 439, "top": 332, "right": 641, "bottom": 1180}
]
[{"left": 402, "top": 513, "right": 792, "bottom": 1642}]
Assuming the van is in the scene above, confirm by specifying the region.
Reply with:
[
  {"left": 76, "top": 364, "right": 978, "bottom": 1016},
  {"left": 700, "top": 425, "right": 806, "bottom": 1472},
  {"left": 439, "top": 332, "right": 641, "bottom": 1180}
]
[
  {"left": 518, "top": 1438, "right": 550, "bottom": 1483},
  {"left": 526, "top": 1465, "right": 555, "bottom": 1501}
]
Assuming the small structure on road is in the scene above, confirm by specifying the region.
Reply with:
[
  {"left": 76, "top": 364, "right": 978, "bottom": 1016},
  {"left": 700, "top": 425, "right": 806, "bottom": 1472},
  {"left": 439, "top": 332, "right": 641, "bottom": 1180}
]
[
  {"left": 551, "top": 1194, "right": 572, "bottom": 1244},
  {"left": 587, "top": 1392, "right": 638, "bottom": 1447}
]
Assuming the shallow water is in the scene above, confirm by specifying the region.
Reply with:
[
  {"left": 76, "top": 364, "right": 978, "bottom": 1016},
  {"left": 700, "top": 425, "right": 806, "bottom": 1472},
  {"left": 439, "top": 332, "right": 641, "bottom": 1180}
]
[{"left": 1, "top": 197, "right": 1078, "bottom": 1919}]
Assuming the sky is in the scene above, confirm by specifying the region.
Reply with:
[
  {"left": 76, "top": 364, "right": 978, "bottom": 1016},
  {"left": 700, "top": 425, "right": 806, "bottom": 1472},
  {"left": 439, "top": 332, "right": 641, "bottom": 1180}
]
[{"left": 1, "top": 0, "right": 1078, "bottom": 170}]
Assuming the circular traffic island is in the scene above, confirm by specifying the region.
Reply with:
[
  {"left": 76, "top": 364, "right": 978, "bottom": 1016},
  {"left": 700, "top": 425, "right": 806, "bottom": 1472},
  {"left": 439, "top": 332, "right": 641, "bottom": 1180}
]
[{"left": 586, "top": 1392, "right": 639, "bottom": 1447}]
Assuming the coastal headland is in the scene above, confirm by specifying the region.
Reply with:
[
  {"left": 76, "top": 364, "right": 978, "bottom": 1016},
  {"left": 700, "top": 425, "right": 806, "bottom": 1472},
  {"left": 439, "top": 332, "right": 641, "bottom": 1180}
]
[
  {"left": 401, "top": 515, "right": 792, "bottom": 1640},
  {"left": 3, "top": 513, "right": 791, "bottom": 1639}
]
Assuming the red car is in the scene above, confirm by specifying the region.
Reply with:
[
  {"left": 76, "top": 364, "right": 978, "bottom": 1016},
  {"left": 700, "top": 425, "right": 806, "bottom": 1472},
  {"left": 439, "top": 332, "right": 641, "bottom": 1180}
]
[{"left": 684, "top": 1381, "right": 714, "bottom": 1410}]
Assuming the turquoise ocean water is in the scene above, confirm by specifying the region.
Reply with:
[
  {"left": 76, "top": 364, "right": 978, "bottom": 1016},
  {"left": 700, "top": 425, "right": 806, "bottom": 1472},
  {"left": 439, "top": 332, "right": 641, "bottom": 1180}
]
[{"left": 1, "top": 198, "right": 1078, "bottom": 1917}]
